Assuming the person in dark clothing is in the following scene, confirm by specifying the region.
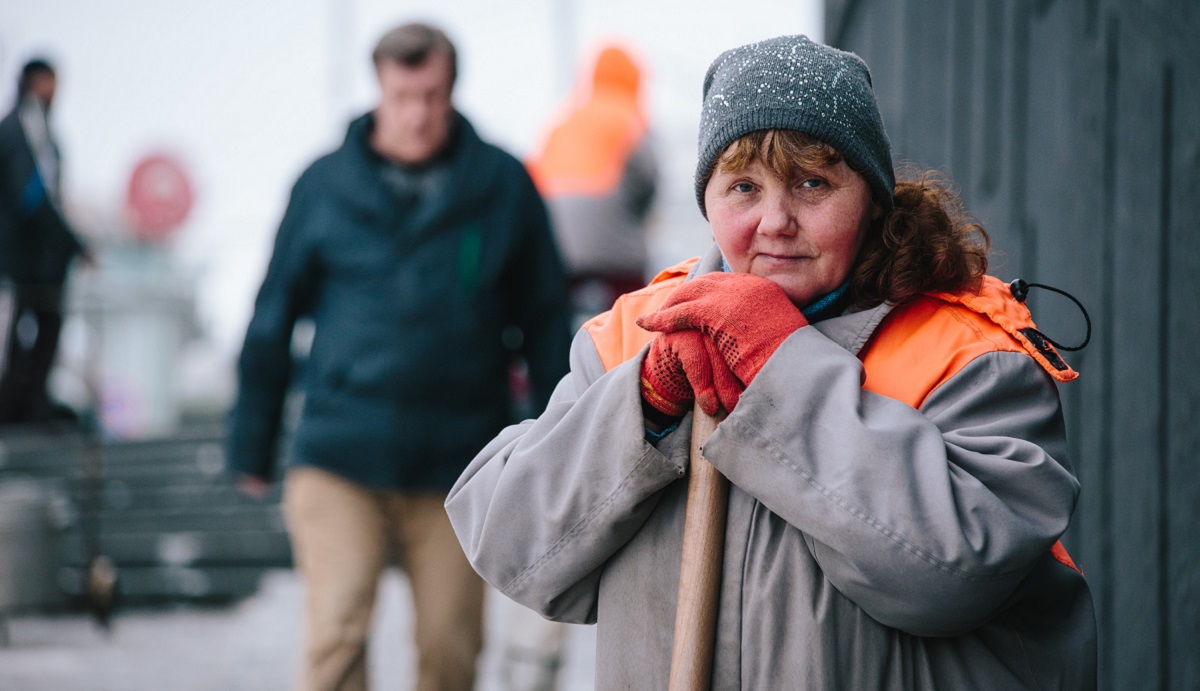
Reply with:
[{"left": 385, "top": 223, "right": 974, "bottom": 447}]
[
  {"left": 226, "top": 22, "right": 572, "bottom": 691},
  {"left": 0, "top": 58, "right": 88, "bottom": 425}
]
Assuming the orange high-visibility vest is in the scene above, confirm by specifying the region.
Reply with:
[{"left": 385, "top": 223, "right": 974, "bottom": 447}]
[{"left": 582, "top": 257, "right": 1082, "bottom": 573}]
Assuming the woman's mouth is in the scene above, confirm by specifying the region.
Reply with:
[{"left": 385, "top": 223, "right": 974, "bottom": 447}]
[{"left": 756, "top": 253, "right": 807, "bottom": 265}]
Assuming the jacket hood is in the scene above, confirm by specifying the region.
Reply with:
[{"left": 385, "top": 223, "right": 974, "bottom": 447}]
[{"left": 592, "top": 45, "right": 641, "bottom": 99}]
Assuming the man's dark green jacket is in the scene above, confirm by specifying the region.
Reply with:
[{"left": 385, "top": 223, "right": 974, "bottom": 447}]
[{"left": 227, "top": 112, "right": 571, "bottom": 490}]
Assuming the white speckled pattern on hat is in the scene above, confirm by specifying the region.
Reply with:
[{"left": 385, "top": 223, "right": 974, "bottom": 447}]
[{"left": 695, "top": 35, "right": 895, "bottom": 217}]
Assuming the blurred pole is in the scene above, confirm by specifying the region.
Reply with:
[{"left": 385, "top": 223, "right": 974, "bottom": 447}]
[
  {"left": 804, "top": 0, "right": 826, "bottom": 43},
  {"left": 553, "top": 0, "right": 577, "bottom": 97},
  {"left": 81, "top": 315, "right": 117, "bottom": 629},
  {"left": 328, "top": 0, "right": 356, "bottom": 130}
]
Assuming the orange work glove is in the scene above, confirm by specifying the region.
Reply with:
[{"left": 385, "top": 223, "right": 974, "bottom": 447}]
[
  {"left": 640, "top": 330, "right": 698, "bottom": 418},
  {"left": 641, "top": 329, "right": 743, "bottom": 418},
  {"left": 637, "top": 272, "right": 808, "bottom": 390}
]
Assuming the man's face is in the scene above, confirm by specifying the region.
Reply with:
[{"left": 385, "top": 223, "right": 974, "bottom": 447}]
[
  {"left": 373, "top": 51, "right": 454, "bottom": 165},
  {"left": 29, "top": 72, "right": 57, "bottom": 108}
]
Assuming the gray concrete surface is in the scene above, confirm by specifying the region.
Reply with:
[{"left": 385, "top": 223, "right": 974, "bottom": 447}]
[{"left": 0, "top": 569, "right": 596, "bottom": 690}]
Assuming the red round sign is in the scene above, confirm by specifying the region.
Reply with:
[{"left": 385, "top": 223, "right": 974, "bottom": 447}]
[{"left": 125, "top": 153, "right": 194, "bottom": 242}]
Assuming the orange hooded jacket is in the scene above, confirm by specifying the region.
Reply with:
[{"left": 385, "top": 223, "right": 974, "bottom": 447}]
[{"left": 527, "top": 45, "right": 647, "bottom": 198}]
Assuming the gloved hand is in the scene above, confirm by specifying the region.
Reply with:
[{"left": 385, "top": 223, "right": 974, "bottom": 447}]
[
  {"left": 641, "top": 329, "right": 744, "bottom": 418},
  {"left": 640, "top": 329, "right": 699, "bottom": 419},
  {"left": 637, "top": 272, "right": 808, "bottom": 389}
]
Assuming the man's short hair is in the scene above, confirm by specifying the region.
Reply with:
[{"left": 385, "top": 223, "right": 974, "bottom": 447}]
[
  {"left": 372, "top": 22, "right": 457, "bottom": 86},
  {"left": 18, "top": 58, "right": 55, "bottom": 96}
]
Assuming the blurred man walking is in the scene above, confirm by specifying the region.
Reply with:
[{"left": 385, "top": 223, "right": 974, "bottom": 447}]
[{"left": 227, "top": 22, "right": 571, "bottom": 691}]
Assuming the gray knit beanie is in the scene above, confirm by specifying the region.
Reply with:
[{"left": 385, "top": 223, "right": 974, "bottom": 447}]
[{"left": 695, "top": 35, "right": 895, "bottom": 217}]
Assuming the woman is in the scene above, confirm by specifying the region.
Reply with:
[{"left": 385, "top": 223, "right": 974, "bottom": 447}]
[{"left": 447, "top": 35, "right": 1096, "bottom": 689}]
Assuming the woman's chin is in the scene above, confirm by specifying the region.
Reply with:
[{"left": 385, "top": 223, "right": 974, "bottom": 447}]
[{"left": 760, "top": 276, "right": 820, "bottom": 308}]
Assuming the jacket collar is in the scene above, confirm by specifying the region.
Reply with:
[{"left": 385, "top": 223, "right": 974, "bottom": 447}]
[{"left": 334, "top": 111, "right": 498, "bottom": 232}]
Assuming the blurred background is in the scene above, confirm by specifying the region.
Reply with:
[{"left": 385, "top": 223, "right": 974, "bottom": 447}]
[
  {"left": 1, "top": 0, "right": 823, "bottom": 436},
  {"left": 1, "top": 1, "right": 1197, "bottom": 690},
  {"left": 0, "top": 2, "right": 828, "bottom": 690}
]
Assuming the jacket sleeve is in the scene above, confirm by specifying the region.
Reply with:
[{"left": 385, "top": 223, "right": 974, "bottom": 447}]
[
  {"left": 446, "top": 329, "right": 691, "bottom": 623},
  {"left": 505, "top": 170, "right": 572, "bottom": 414},
  {"left": 702, "top": 326, "right": 1079, "bottom": 637},
  {"left": 225, "top": 179, "right": 318, "bottom": 481}
]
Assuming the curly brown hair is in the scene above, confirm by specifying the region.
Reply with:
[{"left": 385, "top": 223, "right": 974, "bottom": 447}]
[
  {"left": 715, "top": 130, "right": 989, "bottom": 308},
  {"left": 850, "top": 171, "right": 989, "bottom": 308}
]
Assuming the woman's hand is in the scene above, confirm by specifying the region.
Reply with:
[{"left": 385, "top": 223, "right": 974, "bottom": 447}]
[
  {"left": 637, "top": 273, "right": 808, "bottom": 395},
  {"left": 640, "top": 330, "right": 698, "bottom": 418},
  {"left": 641, "top": 329, "right": 743, "bottom": 417}
]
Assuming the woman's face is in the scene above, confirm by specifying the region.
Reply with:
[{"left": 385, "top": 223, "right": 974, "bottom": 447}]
[{"left": 705, "top": 152, "right": 881, "bottom": 308}]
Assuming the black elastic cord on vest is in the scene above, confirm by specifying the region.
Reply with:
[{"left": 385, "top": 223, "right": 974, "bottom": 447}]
[{"left": 1008, "top": 279, "right": 1092, "bottom": 352}]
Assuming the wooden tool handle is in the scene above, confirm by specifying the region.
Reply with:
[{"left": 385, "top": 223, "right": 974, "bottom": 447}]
[{"left": 668, "top": 405, "right": 729, "bottom": 691}]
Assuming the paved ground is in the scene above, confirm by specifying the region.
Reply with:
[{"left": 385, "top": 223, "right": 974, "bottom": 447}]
[{"left": 0, "top": 569, "right": 597, "bottom": 690}]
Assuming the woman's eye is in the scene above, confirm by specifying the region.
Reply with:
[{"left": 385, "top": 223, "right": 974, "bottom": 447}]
[
  {"left": 800, "top": 178, "right": 825, "bottom": 189},
  {"left": 732, "top": 182, "right": 756, "bottom": 193}
]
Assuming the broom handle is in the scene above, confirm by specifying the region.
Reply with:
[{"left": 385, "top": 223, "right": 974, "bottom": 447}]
[{"left": 668, "top": 405, "right": 729, "bottom": 690}]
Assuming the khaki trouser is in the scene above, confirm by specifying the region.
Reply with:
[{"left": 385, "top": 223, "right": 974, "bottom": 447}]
[{"left": 283, "top": 466, "right": 485, "bottom": 691}]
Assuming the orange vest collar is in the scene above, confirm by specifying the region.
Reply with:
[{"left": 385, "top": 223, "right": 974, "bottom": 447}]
[{"left": 929, "top": 276, "right": 1079, "bottom": 383}]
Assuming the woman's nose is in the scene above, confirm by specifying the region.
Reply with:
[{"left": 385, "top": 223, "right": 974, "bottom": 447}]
[{"left": 756, "top": 193, "right": 799, "bottom": 237}]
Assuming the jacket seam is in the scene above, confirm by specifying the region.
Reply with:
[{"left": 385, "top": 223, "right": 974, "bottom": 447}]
[
  {"left": 941, "top": 302, "right": 1012, "bottom": 353},
  {"left": 502, "top": 444, "right": 668, "bottom": 595},
  {"left": 723, "top": 413, "right": 1030, "bottom": 583},
  {"left": 910, "top": 304, "right": 1016, "bottom": 409}
]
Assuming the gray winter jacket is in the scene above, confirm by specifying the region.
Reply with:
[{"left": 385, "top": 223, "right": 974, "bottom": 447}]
[{"left": 446, "top": 246, "right": 1096, "bottom": 689}]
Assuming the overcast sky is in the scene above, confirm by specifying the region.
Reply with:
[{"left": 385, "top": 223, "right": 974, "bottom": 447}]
[{"left": 1, "top": 0, "right": 823, "bottom": 356}]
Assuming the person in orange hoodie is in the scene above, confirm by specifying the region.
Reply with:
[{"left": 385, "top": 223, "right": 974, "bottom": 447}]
[{"left": 528, "top": 43, "right": 658, "bottom": 328}]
